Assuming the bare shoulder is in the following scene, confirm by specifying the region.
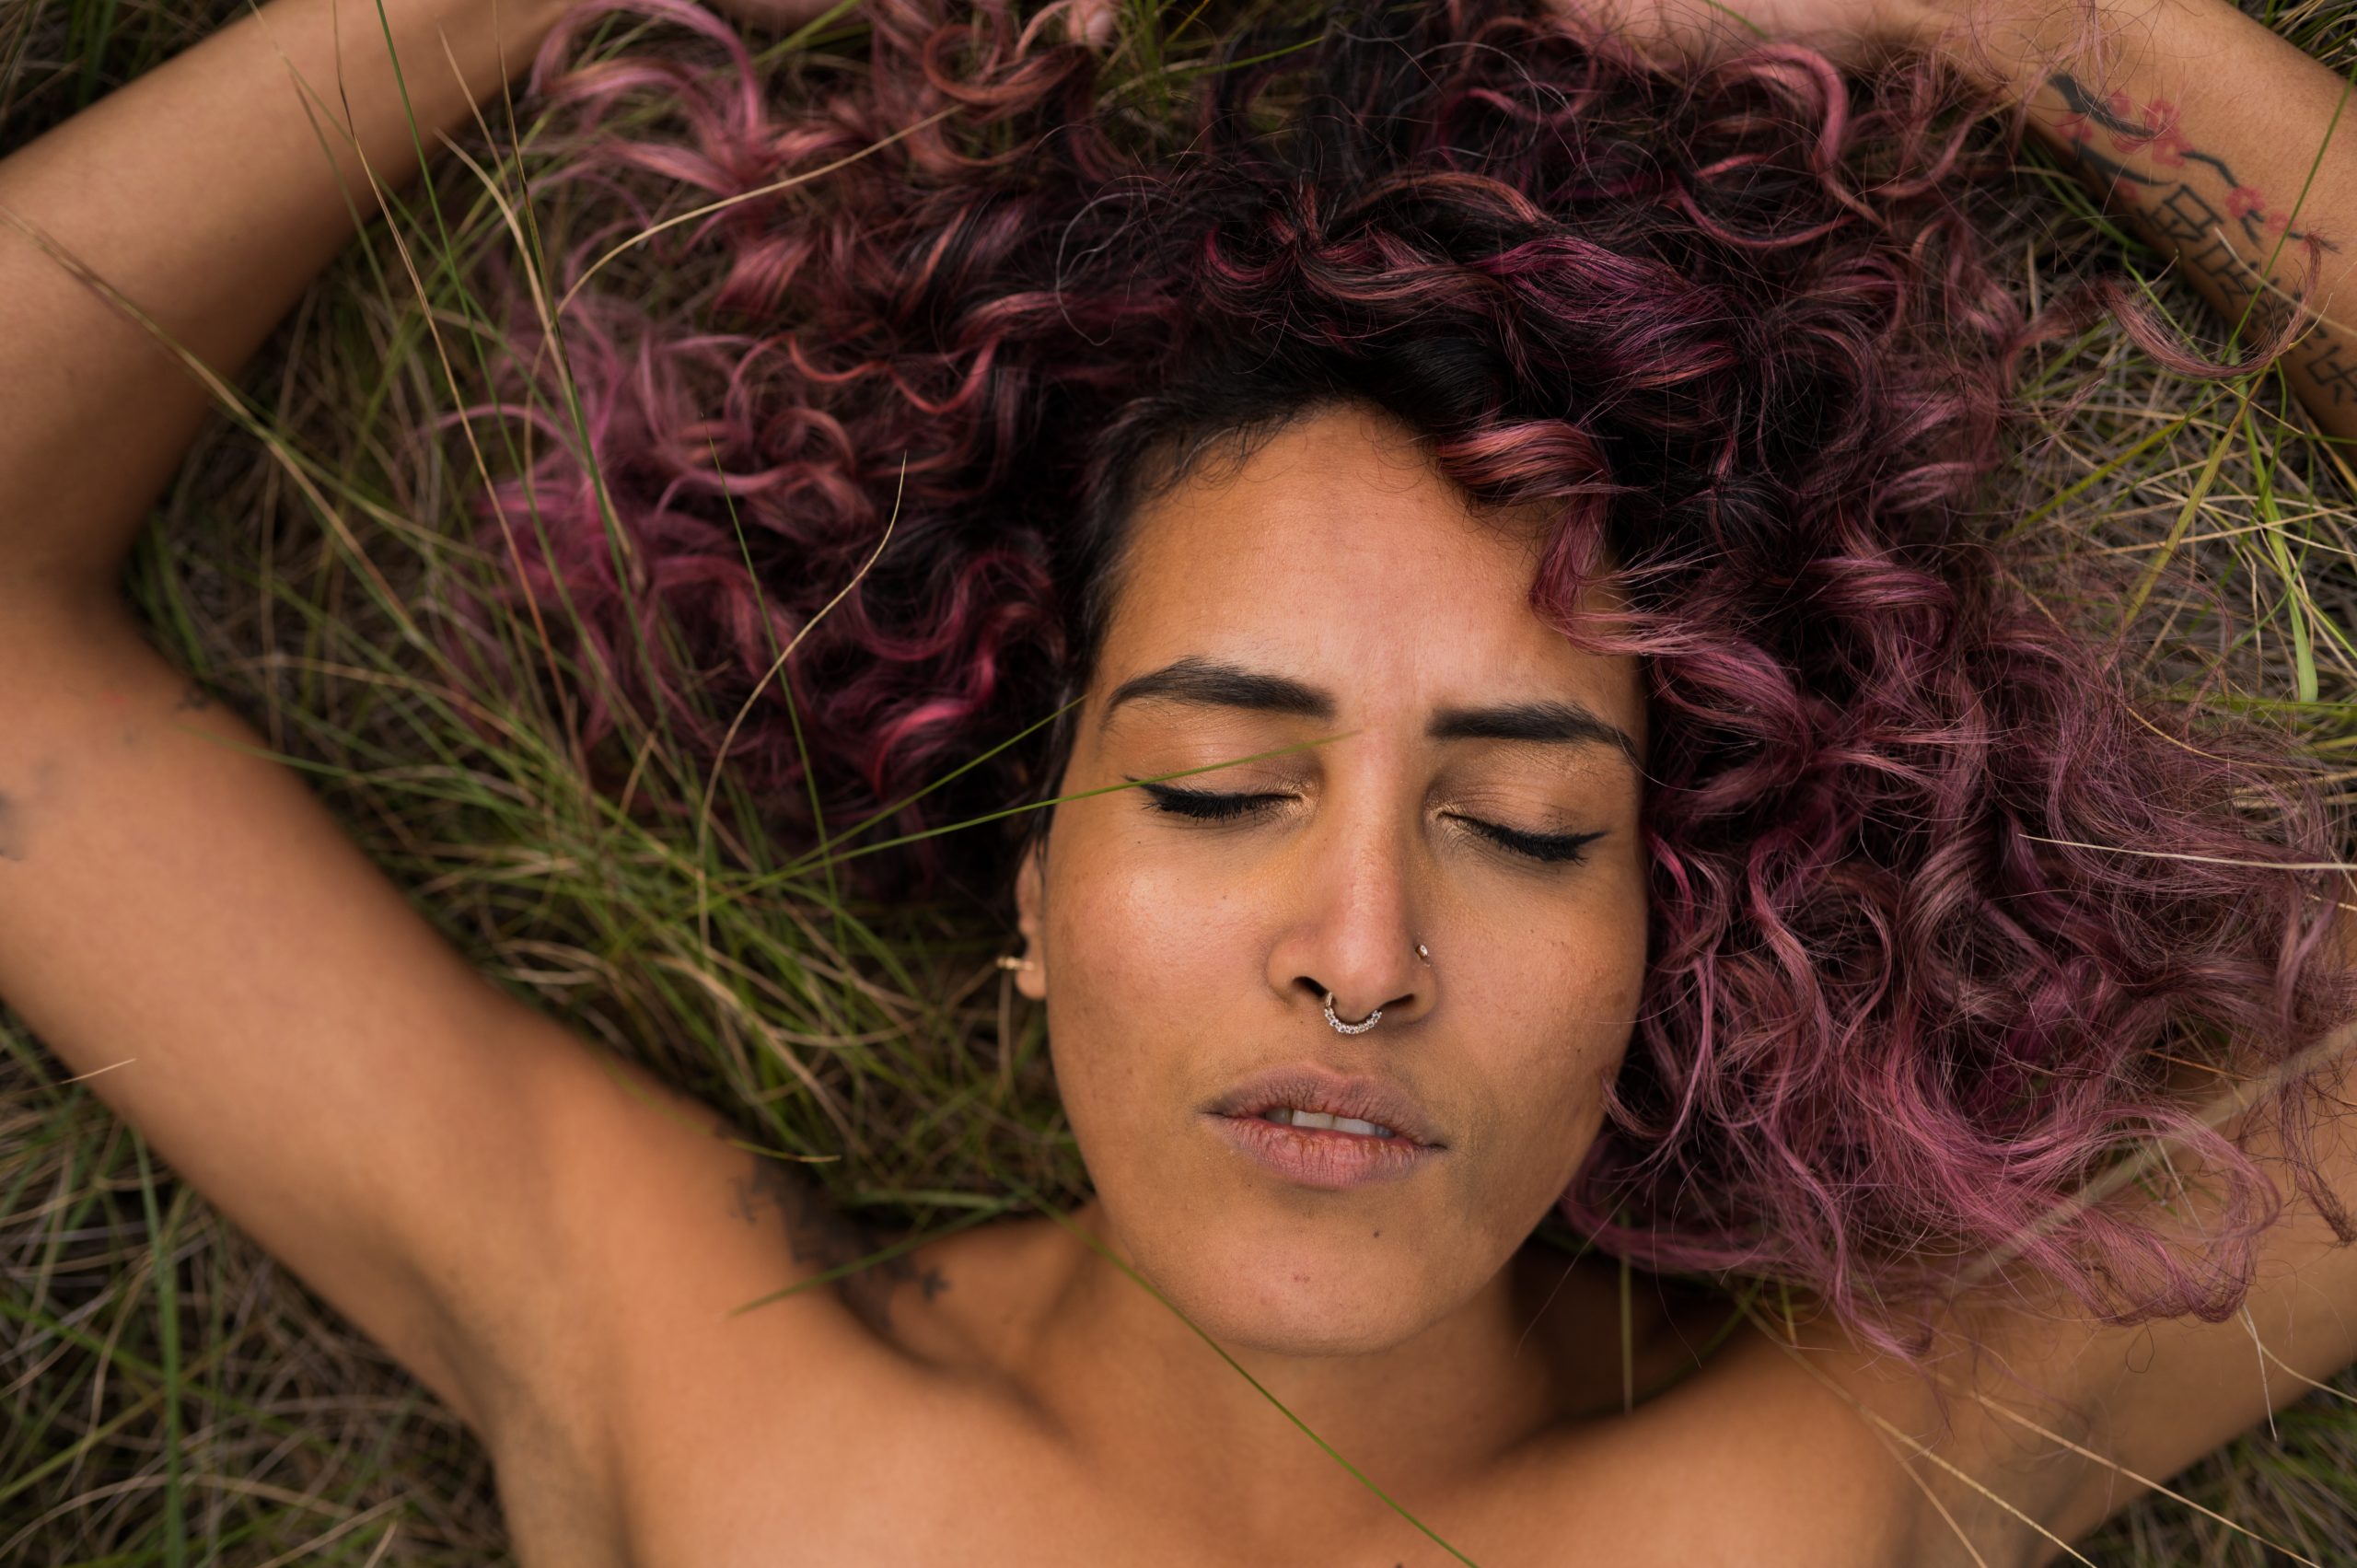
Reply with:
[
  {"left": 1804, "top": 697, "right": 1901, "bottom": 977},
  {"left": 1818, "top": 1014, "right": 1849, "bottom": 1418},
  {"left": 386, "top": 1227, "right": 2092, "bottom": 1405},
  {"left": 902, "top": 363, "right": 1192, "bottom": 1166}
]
[
  {"left": 1669, "top": 1318, "right": 2061, "bottom": 1568},
  {"left": 1526, "top": 1298, "right": 1940, "bottom": 1568},
  {"left": 1439, "top": 1259, "right": 1937, "bottom": 1567}
]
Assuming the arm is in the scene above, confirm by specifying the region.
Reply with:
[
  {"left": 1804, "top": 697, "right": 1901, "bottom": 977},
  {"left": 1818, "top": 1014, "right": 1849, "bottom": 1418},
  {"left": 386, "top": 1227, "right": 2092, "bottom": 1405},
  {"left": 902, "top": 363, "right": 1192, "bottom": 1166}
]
[
  {"left": 0, "top": 0, "right": 1118, "bottom": 593},
  {"left": 1583, "top": 0, "right": 2357, "bottom": 442},
  {"left": 1583, "top": 6, "right": 2357, "bottom": 1556},
  {"left": 0, "top": 0, "right": 900, "bottom": 1521},
  {"left": 1702, "top": 923, "right": 2357, "bottom": 1568},
  {"left": 2010, "top": 1028, "right": 2357, "bottom": 1564},
  {"left": 1902, "top": 5, "right": 2357, "bottom": 1542},
  {"left": 0, "top": 0, "right": 570, "bottom": 598},
  {"left": 1822, "top": 13, "right": 2357, "bottom": 1538},
  {"left": 1937, "top": 0, "right": 2357, "bottom": 445}
]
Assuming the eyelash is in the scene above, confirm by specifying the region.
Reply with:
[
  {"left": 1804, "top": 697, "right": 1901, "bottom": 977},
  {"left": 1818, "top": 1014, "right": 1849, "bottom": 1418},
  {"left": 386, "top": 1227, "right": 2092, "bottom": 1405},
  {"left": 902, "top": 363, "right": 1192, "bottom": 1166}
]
[{"left": 1133, "top": 783, "right": 1603, "bottom": 866}]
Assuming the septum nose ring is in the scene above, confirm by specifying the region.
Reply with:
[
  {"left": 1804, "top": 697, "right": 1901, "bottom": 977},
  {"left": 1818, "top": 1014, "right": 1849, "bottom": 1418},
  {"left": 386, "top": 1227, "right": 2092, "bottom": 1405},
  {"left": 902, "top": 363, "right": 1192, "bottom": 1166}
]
[{"left": 1322, "top": 943, "right": 1432, "bottom": 1034}]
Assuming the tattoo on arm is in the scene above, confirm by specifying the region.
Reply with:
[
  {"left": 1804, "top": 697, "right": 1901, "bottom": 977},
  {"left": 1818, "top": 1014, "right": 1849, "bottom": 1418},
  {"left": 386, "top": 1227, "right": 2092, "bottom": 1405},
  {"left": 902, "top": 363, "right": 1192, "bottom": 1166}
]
[
  {"left": 727, "top": 1156, "right": 947, "bottom": 1337},
  {"left": 2047, "top": 71, "right": 2354, "bottom": 406},
  {"left": 2307, "top": 337, "right": 2357, "bottom": 408}
]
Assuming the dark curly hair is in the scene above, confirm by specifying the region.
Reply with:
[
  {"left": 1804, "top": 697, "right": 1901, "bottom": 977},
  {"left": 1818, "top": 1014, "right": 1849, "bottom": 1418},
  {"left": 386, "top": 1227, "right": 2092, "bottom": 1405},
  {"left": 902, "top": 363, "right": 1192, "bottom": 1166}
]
[{"left": 440, "top": 0, "right": 2357, "bottom": 1365}]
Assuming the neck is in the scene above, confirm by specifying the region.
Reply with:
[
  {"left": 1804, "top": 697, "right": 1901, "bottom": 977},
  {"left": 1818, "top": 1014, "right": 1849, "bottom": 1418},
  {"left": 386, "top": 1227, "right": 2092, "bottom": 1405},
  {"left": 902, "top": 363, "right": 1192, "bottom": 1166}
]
[{"left": 1004, "top": 1197, "right": 1616, "bottom": 1538}]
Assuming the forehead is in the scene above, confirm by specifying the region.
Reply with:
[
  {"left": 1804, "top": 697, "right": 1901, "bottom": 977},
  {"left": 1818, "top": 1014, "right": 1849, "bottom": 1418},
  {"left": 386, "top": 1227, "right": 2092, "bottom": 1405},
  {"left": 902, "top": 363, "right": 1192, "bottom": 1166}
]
[{"left": 1098, "top": 403, "right": 1637, "bottom": 732}]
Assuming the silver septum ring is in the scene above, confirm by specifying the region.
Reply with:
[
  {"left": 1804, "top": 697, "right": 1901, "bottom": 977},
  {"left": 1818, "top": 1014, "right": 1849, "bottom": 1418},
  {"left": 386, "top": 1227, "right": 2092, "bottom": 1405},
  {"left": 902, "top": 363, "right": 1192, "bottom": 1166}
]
[{"left": 1323, "top": 991, "right": 1380, "bottom": 1034}]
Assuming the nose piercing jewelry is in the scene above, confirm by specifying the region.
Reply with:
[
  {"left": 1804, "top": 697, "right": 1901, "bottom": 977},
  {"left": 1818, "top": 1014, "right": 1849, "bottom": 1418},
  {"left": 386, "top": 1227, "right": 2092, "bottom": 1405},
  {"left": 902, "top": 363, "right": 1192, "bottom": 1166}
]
[{"left": 1323, "top": 940, "right": 1430, "bottom": 1034}]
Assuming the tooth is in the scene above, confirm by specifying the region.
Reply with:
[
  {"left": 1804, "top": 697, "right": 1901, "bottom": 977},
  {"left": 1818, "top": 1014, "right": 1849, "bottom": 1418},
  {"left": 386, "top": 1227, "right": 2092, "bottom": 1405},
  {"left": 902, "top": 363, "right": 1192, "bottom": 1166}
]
[
  {"left": 1262, "top": 1108, "right": 1294, "bottom": 1125},
  {"left": 1333, "top": 1117, "right": 1380, "bottom": 1136},
  {"left": 1292, "top": 1110, "right": 1336, "bottom": 1131},
  {"left": 1371, "top": 1124, "right": 1395, "bottom": 1139}
]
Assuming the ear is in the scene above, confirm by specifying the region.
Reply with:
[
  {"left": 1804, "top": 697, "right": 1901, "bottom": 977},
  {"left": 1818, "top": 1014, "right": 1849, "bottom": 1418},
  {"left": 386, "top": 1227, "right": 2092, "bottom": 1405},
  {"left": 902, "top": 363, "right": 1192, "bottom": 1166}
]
[{"left": 1012, "top": 835, "right": 1050, "bottom": 1003}]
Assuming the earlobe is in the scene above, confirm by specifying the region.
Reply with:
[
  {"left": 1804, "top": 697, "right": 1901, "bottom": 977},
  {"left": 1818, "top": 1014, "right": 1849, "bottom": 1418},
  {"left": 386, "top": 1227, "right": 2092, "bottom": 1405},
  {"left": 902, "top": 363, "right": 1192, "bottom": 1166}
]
[{"left": 1012, "top": 840, "right": 1050, "bottom": 1001}]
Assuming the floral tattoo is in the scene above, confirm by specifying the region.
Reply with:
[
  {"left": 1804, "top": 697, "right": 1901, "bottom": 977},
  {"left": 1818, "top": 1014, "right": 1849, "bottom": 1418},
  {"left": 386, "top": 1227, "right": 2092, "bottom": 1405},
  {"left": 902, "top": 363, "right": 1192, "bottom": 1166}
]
[{"left": 2048, "top": 71, "right": 2356, "bottom": 407}]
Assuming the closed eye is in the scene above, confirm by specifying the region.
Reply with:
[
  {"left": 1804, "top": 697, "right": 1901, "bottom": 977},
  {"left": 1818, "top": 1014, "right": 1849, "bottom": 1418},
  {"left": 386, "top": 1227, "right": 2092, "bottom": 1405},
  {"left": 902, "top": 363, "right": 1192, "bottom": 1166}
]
[
  {"left": 1132, "top": 782, "right": 1604, "bottom": 867},
  {"left": 1454, "top": 816, "right": 1605, "bottom": 865}
]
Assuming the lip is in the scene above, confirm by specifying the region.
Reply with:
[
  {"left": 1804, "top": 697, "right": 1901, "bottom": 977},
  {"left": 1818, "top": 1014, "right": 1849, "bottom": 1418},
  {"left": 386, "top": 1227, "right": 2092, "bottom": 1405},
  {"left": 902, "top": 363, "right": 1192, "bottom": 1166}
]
[
  {"left": 1207, "top": 1111, "right": 1444, "bottom": 1190},
  {"left": 1203, "top": 1063, "right": 1446, "bottom": 1149}
]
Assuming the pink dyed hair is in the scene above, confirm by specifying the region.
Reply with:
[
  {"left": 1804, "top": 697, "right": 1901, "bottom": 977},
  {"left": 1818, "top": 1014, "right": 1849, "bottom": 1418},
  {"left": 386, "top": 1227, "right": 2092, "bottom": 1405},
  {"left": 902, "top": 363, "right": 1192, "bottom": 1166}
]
[{"left": 440, "top": 0, "right": 2357, "bottom": 1366}]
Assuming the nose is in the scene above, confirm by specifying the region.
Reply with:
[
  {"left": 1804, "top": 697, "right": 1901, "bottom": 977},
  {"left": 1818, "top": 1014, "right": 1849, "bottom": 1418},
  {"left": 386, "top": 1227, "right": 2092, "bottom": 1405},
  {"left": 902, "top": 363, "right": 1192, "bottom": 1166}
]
[{"left": 1270, "top": 797, "right": 1433, "bottom": 1031}]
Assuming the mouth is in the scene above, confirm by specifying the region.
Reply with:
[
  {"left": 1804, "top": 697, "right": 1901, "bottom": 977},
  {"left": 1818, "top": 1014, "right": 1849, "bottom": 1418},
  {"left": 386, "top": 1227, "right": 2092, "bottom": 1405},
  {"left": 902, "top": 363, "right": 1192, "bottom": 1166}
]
[
  {"left": 1242, "top": 1106, "right": 1405, "bottom": 1139},
  {"left": 1203, "top": 1063, "right": 1446, "bottom": 1151},
  {"left": 1204, "top": 1107, "right": 1444, "bottom": 1190}
]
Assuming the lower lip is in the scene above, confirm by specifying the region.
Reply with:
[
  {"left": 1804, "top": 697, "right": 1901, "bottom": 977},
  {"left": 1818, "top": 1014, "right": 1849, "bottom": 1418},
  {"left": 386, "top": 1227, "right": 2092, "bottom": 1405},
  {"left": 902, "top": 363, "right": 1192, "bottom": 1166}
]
[{"left": 1206, "top": 1113, "right": 1442, "bottom": 1190}]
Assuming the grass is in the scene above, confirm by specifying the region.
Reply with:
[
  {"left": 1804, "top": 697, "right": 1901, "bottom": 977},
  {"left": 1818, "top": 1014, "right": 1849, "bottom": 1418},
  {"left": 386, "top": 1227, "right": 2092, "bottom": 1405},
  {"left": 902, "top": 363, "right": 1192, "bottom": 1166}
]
[{"left": 5, "top": 0, "right": 2357, "bottom": 1561}]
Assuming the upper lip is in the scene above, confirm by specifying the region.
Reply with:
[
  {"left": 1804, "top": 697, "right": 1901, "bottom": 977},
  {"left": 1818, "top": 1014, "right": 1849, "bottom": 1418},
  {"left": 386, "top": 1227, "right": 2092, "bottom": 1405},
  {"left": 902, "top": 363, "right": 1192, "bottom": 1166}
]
[{"left": 1204, "top": 1063, "right": 1446, "bottom": 1149}]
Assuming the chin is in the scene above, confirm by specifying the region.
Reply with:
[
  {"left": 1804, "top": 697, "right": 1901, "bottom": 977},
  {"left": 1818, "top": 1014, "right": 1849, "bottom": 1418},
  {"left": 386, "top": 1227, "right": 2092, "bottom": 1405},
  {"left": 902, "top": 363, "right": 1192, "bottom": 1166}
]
[{"left": 1146, "top": 1223, "right": 1443, "bottom": 1358}]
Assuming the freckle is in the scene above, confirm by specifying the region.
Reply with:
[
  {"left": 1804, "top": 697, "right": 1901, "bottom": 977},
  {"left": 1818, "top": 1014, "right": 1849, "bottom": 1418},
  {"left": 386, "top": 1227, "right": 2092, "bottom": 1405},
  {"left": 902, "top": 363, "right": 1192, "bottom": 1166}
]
[
  {"left": 1372, "top": 1229, "right": 1381, "bottom": 1238},
  {"left": 0, "top": 793, "right": 19, "bottom": 862}
]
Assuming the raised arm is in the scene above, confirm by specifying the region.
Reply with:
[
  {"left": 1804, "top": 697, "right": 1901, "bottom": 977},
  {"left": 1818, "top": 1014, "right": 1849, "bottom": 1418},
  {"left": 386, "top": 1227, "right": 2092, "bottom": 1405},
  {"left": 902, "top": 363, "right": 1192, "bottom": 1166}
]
[
  {"left": 0, "top": 0, "right": 914, "bottom": 1542},
  {"left": 1835, "top": 6, "right": 2357, "bottom": 1556},
  {"left": 0, "top": 0, "right": 571, "bottom": 592},
  {"left": 1943, "top": 0, "right": 2357, "bottom": 445},
  {"left": 1585, "top": 0, "right": 2357, "bottom": 443}
]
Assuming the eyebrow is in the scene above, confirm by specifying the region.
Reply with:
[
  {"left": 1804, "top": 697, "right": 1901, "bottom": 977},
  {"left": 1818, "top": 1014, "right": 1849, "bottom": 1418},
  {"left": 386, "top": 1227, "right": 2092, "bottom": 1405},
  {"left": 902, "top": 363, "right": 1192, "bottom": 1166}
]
[{"left": 1099, "top": 656, "right": 1643, "bottom": 771}]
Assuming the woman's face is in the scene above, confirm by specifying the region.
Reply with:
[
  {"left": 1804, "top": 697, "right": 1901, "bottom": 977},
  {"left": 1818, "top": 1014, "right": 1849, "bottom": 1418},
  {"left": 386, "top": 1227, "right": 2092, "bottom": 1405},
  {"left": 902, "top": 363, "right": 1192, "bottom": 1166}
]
[{"left": 1014, "top": 401, "right": 1649, "bottom": 1356}]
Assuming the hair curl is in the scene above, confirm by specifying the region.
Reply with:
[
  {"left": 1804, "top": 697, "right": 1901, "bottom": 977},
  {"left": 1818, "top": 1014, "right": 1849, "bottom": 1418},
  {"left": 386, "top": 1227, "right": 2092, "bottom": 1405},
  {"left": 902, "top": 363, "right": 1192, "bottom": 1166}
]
[{"left": 441, "top": 0, "right": 2357, "bottom": 1365}]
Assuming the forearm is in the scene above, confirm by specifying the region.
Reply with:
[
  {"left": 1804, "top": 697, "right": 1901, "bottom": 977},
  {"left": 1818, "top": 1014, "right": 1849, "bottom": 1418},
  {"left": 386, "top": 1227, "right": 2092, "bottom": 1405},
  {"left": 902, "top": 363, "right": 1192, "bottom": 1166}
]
[
  {"left": 1932, "top": 0, "right": 2357, "bottom": 445},
  {"left": 0, "top": 0, "right": 572, "bottom": 598}
]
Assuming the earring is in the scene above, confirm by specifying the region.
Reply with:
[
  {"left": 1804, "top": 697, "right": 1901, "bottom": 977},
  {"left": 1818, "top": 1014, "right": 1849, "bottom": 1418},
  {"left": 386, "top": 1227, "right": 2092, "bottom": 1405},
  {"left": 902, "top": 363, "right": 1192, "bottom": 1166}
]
[{"left": 995, "top": 954, "right": 1039, "bottom": 972}]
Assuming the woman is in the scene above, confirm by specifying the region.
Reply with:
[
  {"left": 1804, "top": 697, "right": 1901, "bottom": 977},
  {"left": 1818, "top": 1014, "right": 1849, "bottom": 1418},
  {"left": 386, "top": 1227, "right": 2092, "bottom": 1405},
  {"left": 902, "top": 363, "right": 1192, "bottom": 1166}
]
[{"left": 4, "top": 0, "right": 2356, "bottom": 1561}]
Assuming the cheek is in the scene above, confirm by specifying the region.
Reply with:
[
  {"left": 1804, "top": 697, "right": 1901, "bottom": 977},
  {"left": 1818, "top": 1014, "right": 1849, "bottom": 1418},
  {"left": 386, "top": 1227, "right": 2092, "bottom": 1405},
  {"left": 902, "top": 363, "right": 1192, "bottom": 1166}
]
[
  {"left": 1458, "top": 916, "right": 1648, "bottom": 1207},
  {"left": 1039, "top": 829, "right": 1238, "bottom": 1144},
  {"left": 1045, "top": 808, "right": 1271, "bottom": 998}
]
